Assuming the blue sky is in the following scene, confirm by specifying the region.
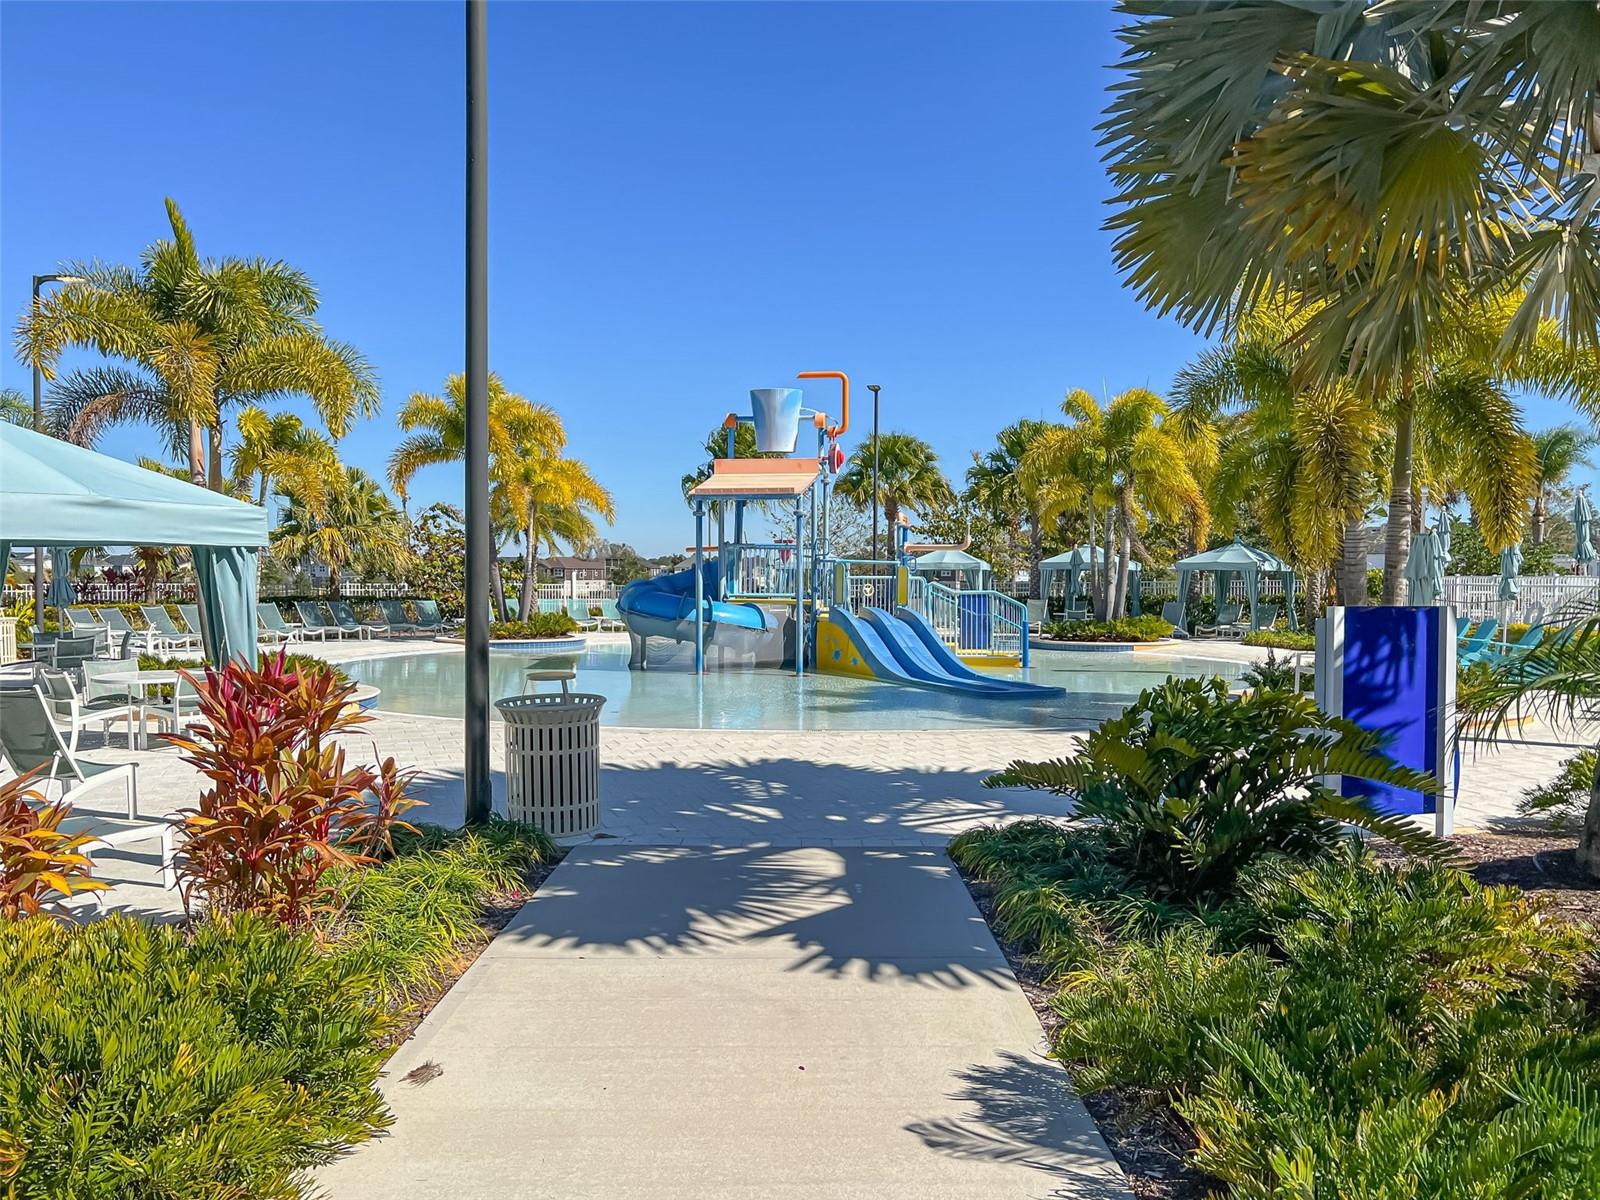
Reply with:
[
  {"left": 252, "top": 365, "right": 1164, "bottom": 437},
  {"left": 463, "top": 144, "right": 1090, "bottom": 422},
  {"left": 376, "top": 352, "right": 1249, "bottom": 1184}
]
[{"left": 2, "top": 1, "right": 1590, "bottom": 555}]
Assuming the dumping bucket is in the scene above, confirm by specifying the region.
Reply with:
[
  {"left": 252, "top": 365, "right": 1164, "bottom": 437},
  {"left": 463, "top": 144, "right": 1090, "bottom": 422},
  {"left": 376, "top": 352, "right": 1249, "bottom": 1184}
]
[{"left": 749, "top": 388, "right": 803, "bottom": 452}]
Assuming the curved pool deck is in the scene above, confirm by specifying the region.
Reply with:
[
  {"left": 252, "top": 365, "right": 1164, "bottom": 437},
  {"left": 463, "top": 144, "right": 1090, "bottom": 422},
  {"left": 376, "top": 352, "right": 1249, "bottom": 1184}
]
[{"left": 335, "top": 635, "right": 1253, "bottom": 732}]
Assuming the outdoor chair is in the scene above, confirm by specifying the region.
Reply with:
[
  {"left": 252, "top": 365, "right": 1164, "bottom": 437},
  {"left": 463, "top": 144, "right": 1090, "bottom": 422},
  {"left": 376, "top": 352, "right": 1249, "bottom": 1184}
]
[
  {"left": 34, "top": 665, "right": 140, "bottom": 754},
  {"left": 1252, "top": 604, "right": 1280, "bottom": 631},
  {"left": 64, "top": 607, "right": 112, "bottom": 656},
  {"left": 294, "top": 601, "right": 360, "bottom": 640},
  {"left": 538, "top": 598, "right": 566, "bottom": 617},
  {"left": 176, "top": 605, "right": 208, "bottom": 646},
  {"left": 1160, "top": 600, "right": 1184, "bottom": 629},
  {"left": 140, "top": 605, "right": 202, "bottom": 652},
  {"left": 1196, "top": 603, "right": 1242, "bottom": 638},
  {"left": 43, "top": 635, "right": 99, "bottom": 675},
  {"left": 597, "top": 598, "right": 626, "bottom": 630},
  {"left": 564, "top": 600, "right": 600, "bottom": 631},
  {"left": 1455, "top": 616, "right": 1472, "bottom": 641},
  {"left": 94, "top": 607, "right": 142, "bottom": 655},
  {"left": 255, "top": 603, "right": 295, "bottom": 646},
  {"left": 327, "top": 600, "right": 384, "bottom": 639},
  {"left": 1458, "top": 620, "right": 1501, "bottom": 666},
  {"left": 412, "top": 599, "right": 459, "bottom": 633},
  {"left": 0, "top": 688, "right": 177, "bottom": 897},
  {"left": 82, "top": 660, "right": 161, "bottom": 749},
  {"left": 378, "top": 599, "right": 424, "bottom": 635}
]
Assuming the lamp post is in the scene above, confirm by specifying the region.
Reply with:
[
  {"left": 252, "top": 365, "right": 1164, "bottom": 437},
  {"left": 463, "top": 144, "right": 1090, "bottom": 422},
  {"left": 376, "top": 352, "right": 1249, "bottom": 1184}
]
[
  {"left": 463, "top": 0, "right": 492, "bottom": 825},
  {"left": 867, "top": 384, "right": 881, "bottom": 561},
  {"left": 29, "top": 273, "right": 83, "bottom": 622}
]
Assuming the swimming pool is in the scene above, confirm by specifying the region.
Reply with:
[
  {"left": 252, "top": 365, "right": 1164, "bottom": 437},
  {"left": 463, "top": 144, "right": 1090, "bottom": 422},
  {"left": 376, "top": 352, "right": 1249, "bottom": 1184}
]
[{"left": 344, "top": 641, "right": 1245, "bottom": 731}]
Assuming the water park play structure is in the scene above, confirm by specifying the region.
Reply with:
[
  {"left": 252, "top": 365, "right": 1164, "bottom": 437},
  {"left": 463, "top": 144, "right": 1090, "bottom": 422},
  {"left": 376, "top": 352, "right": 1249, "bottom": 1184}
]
[{"left": 617, "top": 373, "right": 1062, "bottom": 700}]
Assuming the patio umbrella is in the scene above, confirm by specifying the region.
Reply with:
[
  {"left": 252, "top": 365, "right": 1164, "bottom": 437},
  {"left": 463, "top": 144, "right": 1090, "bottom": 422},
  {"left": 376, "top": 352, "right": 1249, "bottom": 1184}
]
[
  {"left": 47, "top": 546, "right": 76, "bottom": 611},
  {"left": 1498, "top": 543, "right": 1523, "bottom": 626},
  {"left": 1403, "top": 528, "right": 1444, "bottom": 604},
  {"left": 1574, "top": 493, "right": 1596, "bottom": 576}
]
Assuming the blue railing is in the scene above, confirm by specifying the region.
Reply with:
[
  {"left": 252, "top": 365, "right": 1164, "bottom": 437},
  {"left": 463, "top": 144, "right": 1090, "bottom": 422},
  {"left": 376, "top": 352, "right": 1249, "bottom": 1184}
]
[{"left": 831, "top": 558, "right": 901, "bottom": 613}]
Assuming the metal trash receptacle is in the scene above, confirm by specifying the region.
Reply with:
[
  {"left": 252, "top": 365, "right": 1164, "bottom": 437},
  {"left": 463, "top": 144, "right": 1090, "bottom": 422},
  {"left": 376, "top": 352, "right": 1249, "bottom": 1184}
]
[{"left": 494, "top": 692, "right": 604, "bottom": 837}]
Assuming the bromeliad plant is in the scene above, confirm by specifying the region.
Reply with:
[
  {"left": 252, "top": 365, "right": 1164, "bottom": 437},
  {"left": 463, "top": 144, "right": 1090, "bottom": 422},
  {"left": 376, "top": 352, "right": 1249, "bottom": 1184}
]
[
  {"left": 167, "top": 651, "right": 421, "bottom": 927},
  {"left": 0, "top": 769, "right": 106, "bottom": 918},
  {"left": 986, "top": 676, "right": 1448, "bottom": 902}
]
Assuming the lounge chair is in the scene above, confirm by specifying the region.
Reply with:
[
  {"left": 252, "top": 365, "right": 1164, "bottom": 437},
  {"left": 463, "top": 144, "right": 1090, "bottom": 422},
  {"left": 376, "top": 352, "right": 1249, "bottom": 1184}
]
[
  {"left": 378, "top": 599, "right": 424, "bottom": 635},
  {"left": 0, "top": 687, "right": 177, "bottom": 896},
  {"left": 64, "top": 607, "right": 112, "bottom": 656},
  {"left": 1160, "top": 600, "right": 1184, "bottom": 629},
  {"left": 176, "top": 604, "right": 207, "bottom": 646},
  {"left": 412, "top": 599, "right": 459, "bottom": 633},
  {"left": 255, "top": 603, "right": 296, "bottom": 646},
  {"left": 1196, "top": 602, "right": 1242, "bottom": 638},
  {"left": 597, "top": 598, "right": 626, "bottom": 631},
  {"left": 34, "top": 666, "right": 141, "bottom": 754},
  {"left": 538, "top": 598, "right": 566, "bottom": 617},
  {"left": 95, "top": 607, "right": 142, "bottom": 655},
  {"left": 294, "top": 601, "right": 360, "bottom": 640},
  {"left": 564, "top": 600, "right": 600, "bottom": 631},
  {"left": 1455, "top": 616, "right": 1472, "bottom": 641},
  {"left": 1252, "top": 604, "right": 1280, "bottom": 631},
  {"left": 140, "top": 605, "right": 202, "bottom": 652},
  {"left": 1486, "top": 624, "right": 1546, "bottom": 661},
  {"left": 327, "top": 600, "right": 383, "bottom": 639},
  {"left": 1458, "top": 619, "right": 1500, "bottom": 666}
]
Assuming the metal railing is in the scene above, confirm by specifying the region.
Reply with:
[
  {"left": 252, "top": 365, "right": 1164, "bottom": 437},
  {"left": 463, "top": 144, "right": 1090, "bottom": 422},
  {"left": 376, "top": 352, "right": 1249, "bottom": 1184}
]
[
  {"left": 726, "top": 544, "right": 801, "bottom": 600},
  {"left": 913, "top": 578, "right": 1029, "bottom": 665},
  {"left": 831, "top": 558, "right": 901, "bottom": 614}
]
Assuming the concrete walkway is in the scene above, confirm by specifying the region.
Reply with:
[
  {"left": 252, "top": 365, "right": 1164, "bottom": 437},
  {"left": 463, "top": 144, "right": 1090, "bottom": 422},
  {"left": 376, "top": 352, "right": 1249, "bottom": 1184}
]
[{"left": 318, "top": 844, "right": 1130, "bottom": 1199}]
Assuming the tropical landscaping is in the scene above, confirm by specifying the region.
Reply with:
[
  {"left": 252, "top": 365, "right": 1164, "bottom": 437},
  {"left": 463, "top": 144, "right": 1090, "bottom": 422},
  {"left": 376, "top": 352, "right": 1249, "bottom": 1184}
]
[{"left": 3, "top": 1, "right": 1600, "bottom": 1198}]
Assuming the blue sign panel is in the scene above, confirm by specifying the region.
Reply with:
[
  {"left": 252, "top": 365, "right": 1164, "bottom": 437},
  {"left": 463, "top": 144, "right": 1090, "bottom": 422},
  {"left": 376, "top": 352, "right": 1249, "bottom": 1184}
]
[{"left": 1337, "top": 605, "right": 1442, "bottom": 816}]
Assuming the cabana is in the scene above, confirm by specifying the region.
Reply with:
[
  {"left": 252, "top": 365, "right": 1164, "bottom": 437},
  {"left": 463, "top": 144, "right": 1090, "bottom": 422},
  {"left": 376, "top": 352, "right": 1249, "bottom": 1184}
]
[
  {"left": 1037, "top": 546, "right": 1142, "bottom": 617},
  {"left": 909, "top": 548, "right": 991, "bottom": 590},
  {"left": 0, "top": 423, "right": 266, "bottom": 665},
  {"left": 1171, "top": 538, "right": 1297, "bottom": 632}
]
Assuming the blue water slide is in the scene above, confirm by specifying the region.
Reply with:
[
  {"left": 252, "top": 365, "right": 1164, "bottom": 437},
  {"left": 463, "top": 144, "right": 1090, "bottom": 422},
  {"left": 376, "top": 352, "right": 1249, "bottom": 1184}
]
[
  {"left": 618, "top": 560, "right": 766, "bottom": 632},
  {"left": 827, "top": 607, "right": 1060, "bottom": 699},
  {"left": 867, "top": 608, "right": 1063, "bottom": 699}
]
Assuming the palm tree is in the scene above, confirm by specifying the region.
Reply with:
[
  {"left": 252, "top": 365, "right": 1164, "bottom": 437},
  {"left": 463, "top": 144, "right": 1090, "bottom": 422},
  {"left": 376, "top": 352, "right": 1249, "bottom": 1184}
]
[
  {"left": 834, "top": 433, "right": 955, "bottom": 550},
  {"left": 271, "top": 466, "right": 411, "bottom": 596},
  {"left": 498, "top": 451, "right": 615, "bottom": 620},
  {"left": 0, "top": 388, "right": 28, "bottom": 426},
  {"left": 1023, "top": 389, "right": 1209, "bottom": 620},
  {"left": 18, "top": 198, "right": 378, "bottom": 489},
  {"left": 1529, "top": 427, "right": 1597, "bottom": 546},
  {"left": 966, "top": 419, "right": 1063, "bottom": 599},
  {"left": 228, "top": 406, "right": 338, "bottom": 511},
  {"left": 1102, "top": 3, "right": 1599, "bottom": 387},
  {"left": 389, "top": 372, "right": 565, "bottom": 618}
]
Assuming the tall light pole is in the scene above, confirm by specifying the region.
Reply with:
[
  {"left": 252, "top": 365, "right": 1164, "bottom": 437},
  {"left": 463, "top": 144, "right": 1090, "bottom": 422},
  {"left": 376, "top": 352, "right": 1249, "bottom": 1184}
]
[
  {"left": 30, "top": 273, "right": 82, "bottom": 621},
  {"left": 463, "top": 0, "right": 492, "bottom": 825},
  {"left": 867, "top": 384, "right": 881, "bottom": 561}
]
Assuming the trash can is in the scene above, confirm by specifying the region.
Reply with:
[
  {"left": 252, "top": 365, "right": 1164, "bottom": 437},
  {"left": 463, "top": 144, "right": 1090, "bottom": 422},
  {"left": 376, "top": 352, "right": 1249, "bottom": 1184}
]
[{"left": 495, "top": 692, "right": 604, "bottom": 837}]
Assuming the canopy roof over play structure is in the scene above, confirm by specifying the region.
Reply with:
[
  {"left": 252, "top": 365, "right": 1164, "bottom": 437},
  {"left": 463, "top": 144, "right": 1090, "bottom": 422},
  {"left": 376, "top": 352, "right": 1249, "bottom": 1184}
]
[
  {"left": 689, "top": 457, "right": 822, "bottom": 500},
  {"left": 1171, "top": 538, "right": 1298, "bottom": 632},
  {"left": 0, "top": 422, "right": 265, "bottom": 663},
  {"left": 910, "top": 548, "right": 991, "bottom": 589},
  {"left": 1038, "top": 546, "right": 1143, "bottom": 616}
]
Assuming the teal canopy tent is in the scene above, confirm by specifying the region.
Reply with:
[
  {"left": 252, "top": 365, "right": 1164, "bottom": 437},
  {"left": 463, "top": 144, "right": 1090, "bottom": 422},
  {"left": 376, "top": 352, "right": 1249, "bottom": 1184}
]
[
  {"left": 0, "top": 423, "right": 266, "bottom": 665},
  {"left": 1037, "top": 545, "right": 1142, "bottom": 616},
  {"left": 1172, "top": 538, "right": 1298, "bottom": 632},
  {"left": 910, "top": 548, "right": 992, "bottom": 590}
]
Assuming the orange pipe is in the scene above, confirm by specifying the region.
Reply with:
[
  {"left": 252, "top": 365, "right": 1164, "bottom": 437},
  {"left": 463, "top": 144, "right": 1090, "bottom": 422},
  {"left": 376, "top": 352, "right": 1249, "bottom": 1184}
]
[{"left": 797, "top": 370, "right": 849, "bottom": 438}]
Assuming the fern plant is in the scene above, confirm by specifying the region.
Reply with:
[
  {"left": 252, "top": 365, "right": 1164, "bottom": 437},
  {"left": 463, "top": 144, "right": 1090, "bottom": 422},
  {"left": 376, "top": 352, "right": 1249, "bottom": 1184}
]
[{"left": 986, "top": 676, "right": 1449, "bottom": 901}]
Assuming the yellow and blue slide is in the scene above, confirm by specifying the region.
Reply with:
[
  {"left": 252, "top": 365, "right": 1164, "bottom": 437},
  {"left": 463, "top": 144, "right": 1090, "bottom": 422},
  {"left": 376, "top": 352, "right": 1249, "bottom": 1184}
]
[{"left": 817, "top": 606, "right": 1062, "bottom": 699}]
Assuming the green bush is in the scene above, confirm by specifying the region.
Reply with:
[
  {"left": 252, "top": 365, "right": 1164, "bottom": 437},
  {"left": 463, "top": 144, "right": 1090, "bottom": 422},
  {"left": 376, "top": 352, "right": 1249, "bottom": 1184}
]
[
  {"left": 985, "top": 677, "right": 1447, "bottom": 901},
  {"left": 1238, "top": 650, "right": 1313, "bottom": 694},
  {"left": 488, "top": 612, "right": 579, "bottom": 639},
  {"left": 1240, "top": 628, "right": 1315, "bottom": 650},
  {"left": 0, "top": 913, "right": 393, "bottom": 1199},
  {"left": 1042, "top": 614, "right": 1173, "bottom": 642},
  {"left": 1518, "top": 749, "right": 1598, "bottom": 829}
]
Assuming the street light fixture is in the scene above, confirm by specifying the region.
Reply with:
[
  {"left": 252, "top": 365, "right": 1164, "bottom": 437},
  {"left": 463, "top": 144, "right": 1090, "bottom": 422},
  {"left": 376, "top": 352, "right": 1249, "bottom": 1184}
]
[
  {"left": 29, "top": 273, "right": 84, "bottom": 621},
  {"left": 867, "top": 384, "right": 881, "bottom": 561}
]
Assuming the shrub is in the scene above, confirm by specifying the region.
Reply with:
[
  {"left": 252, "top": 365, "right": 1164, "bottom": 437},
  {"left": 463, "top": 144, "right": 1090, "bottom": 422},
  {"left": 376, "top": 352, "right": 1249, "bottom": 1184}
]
[
  {"left": 0, "top": 770, "right": 105, "bottom": 917},
  {"left": 1518, "top": 750, "right": 1598, "bottom": 829},
  {"left": 1042, "top": 614, "right": 1173, "bottom": 642},
  {"left": 985, "top": 677, "right": 1448, "bottom": 901},
  {"left": 488, "top": 612, "right": 579, "bottom": 639},
  {"left": 1238, "top": 650, "right": 1312, "bottom": 694},
  {"left": 1240, "top": 628, "right": 1315, "bottom": 650},
  {"left": 0, "top": 912, "right": 393, "bottom": 1199},
  {"left": 166, "top": 652, "right": 421, "bottom": 926}
]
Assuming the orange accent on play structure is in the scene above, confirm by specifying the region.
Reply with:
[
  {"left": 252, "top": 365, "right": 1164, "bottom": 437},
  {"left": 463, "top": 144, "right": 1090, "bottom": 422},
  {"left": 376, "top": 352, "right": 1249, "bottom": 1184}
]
[
  {"left": 796, "top": 371, "right": 849, "bottom": 438},
  {"left": 688, "top": 456, "right": 822, "bottom": 499}
]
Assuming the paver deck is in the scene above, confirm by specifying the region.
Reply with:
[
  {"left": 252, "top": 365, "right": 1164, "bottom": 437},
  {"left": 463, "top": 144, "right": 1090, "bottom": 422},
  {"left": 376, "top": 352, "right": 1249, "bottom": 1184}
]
[{"left": 317, "top": 844, "right": 1131, "bottom": 1199}]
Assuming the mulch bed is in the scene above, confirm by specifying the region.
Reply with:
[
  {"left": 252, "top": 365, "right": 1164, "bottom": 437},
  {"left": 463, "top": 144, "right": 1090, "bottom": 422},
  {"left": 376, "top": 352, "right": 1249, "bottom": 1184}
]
[
  {"left": 958, "top": 868, "right": 1216, "bottom": 1200},
  {"left": 377, "top": 850, "right": 566, "bottom": 1051}
]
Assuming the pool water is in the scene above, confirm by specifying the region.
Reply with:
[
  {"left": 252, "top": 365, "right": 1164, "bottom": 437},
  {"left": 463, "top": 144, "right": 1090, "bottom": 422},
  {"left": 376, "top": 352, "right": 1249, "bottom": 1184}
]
[{"left": 345, "top": 641, "right": 1245, "bottom": 731}]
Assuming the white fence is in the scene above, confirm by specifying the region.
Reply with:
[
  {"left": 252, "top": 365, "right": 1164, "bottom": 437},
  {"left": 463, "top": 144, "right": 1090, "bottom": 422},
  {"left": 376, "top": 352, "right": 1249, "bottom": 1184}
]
[
  {"left": 2, "top": 578, "right": 621, "bottom": 609},
  {"left": 1440, "top": 574, "right": 1600, "bottom": 622}
]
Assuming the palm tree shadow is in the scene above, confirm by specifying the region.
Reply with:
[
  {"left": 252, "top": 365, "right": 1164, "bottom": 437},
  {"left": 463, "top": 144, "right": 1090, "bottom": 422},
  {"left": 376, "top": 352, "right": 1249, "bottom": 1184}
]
[{"left": 905, "top": 1050, "right": 1130, "bottom": 1199}]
